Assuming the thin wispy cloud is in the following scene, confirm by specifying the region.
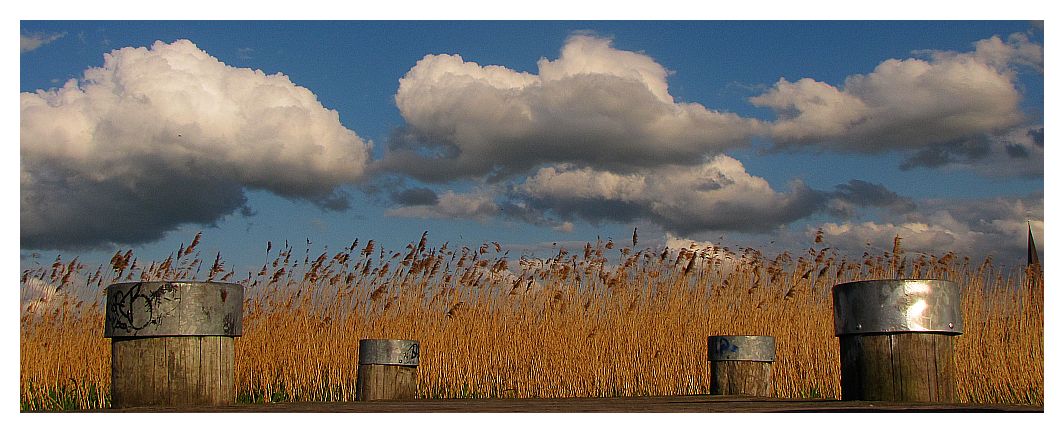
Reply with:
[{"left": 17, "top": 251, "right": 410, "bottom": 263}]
[
  {"left": 21, "top": 32, "right": 66, "bottom": 53},
  {"left": 237, "top": 47, "right": 255, "bottom": 60}
]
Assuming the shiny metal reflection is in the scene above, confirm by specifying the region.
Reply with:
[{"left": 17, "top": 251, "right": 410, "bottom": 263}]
[{"left": 832, "top": 279, "right": 963, "bottom": 336}]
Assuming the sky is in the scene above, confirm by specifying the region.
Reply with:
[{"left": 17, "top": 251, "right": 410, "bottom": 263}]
[{"left": 16, "top": 13, "right": 1046, "bottom": 276}]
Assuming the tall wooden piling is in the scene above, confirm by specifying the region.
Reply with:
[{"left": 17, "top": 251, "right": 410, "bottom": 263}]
[
  {"left": 708, "top": 335, "right": 776, "bottom": 397},
  {"left": 833, "top": 279, "right": 963, "bottom": 402},
  {"left": 356, "top": 339, "right": 419, "bottom": 401},
  {"left": 105, "top": 281, "right": 243, "bottom": 408}
]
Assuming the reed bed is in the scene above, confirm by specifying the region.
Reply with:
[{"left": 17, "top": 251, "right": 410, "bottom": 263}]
[{"left": 19, "top": 232, "right": 1043, "bottom": 410}]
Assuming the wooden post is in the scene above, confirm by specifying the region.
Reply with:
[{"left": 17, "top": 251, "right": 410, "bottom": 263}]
[
  {"left": 707, "top": 335, "right": 775, "bottom": 397},
  {"left": 832, "top": 279, "right": 963, "bottom": 402},
  {"left": 356, "top": 339, "right": 419, "bottom": 401},
  {"left": 105, "top": 281, "right": 243, "bottom": 408}
]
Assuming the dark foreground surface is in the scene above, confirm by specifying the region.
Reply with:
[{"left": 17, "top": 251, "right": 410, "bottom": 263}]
[{"left": 94, "top": 395, "right": 1042, "bottom": 413}]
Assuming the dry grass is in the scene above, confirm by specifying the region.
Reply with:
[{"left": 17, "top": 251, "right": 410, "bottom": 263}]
[{"left": 19, "top": 232, "right": 1043, "bottom": 410}]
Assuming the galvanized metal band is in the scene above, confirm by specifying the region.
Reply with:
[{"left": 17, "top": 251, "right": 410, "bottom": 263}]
[
  {"left": 832, "top": 279, "right": 963, "bottom": 336},
  {"left": 359, "top": 339, "right": 420, "bottom": 366},
  {"left": 104, "top": 282, "right": 243, "bottom": 338},
  {"left": 708, "top": 335, "right": 776, "bottom": 361}
]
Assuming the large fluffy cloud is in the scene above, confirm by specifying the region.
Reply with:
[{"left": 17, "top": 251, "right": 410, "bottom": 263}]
[
  {"left": 21, "top": 40, "right": 371, "bottom": 250},
  {"left": 519, "top": 155, "right": 823, "bottom": 235},
  {"left": 751, "top": 32, "right": 1042, "bottom": 162},
  {"left": 379, "top": 34, "right": 760, "bottom": 182}
]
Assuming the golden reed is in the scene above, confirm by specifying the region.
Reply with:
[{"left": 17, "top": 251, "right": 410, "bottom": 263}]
[{"left": 20, "top": 232, "right": 1043, "bottom": 410}]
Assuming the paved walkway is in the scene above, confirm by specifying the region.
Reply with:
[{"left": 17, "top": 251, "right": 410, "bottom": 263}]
[{"left": 98, "top": 395, "right": 1042, "bottom": 413}]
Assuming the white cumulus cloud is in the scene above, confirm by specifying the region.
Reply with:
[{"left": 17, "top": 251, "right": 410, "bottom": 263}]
[
  {"left": 21, "top": 39, "right": 372, "bottom": 250},
  {"left": 381, "top": 34, "right": 760, "bottom": 181},
  {"left": 519, "top": 155, "right": 823, "bottom": 235},
  {"left": 751, "top": 32, "right": 1041, "bottom": 159}
]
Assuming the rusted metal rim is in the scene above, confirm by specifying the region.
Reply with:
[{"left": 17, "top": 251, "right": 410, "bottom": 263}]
[
  {"left": 359, "top": 339, "right": 420, "bottom": 366},
  {"left": 104, "top": 281, "right": 243, "bottom": 338},
  {"left": 708, "top": 335, "right": 776, "bottom": 361},
  {"left": 832, "top": 279, "right": 963, "bottom": 336}
]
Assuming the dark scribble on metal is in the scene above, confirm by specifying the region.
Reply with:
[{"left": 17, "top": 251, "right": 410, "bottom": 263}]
[
  {"left": 106, "top": 282, "right": 243, "bottom": 337},
  {"left": 223, "top": 313, "right": 236, "bottom": 335},
  {"left": 716, "top": 337, "right": 737, "bottom": 354},
  {"left": 108, "top": 282, "right": 181, "bottom": 336},
  {"left": 406, "top": 342, "right": 420, "bottom": 362}
]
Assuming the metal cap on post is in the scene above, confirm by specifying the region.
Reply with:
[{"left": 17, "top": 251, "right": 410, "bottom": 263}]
[
  {"left": 833, "top": 279, "right": 963, "bottom": 336},
  {"left": 707, "top": 335, "right": 776, "bottom": 397},
  {"left": 358, "top": 339, "right": 420, "bottom": 366},
  {"left": 105, "top": 281, "right": 244, "bottom": 338},
  {"left": 708, "top": 335, "right": 776, "bottom": 362}
]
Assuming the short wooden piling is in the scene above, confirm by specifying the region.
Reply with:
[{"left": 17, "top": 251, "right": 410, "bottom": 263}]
[
  {"left": 105, "top": 281, "right": 243, "bottom": 408},
  {"left": 356, "top": 339, "right": 419, "bottom": 401},
  {"left": 833, "top": 279, "right": 963, "bottom": 402},
  {"left": 707, "top": 335, "right": 776, "bottom": 397}
]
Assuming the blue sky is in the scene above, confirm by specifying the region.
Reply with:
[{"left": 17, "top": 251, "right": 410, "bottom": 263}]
[{"left": 18, "top": 16, "right": 1045, "bottom": 274}]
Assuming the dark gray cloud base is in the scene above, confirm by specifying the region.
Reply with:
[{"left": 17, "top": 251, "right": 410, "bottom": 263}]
[{"left": 22, "top": 160, "right": 248, "bottom": 249}]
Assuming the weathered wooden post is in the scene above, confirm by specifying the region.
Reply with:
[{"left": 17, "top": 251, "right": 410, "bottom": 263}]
[
  {"left": 707, "top": 335, "right": 776, "bottom": 397},
  {"left": 105, "top": 281, "right": 243, "bottom": 408},
  {"left": 833, "top": 279, "right": 963, "bottom": 402},
  {"left": 356, "top": 339, "right": 419, "bottom": 401}
]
